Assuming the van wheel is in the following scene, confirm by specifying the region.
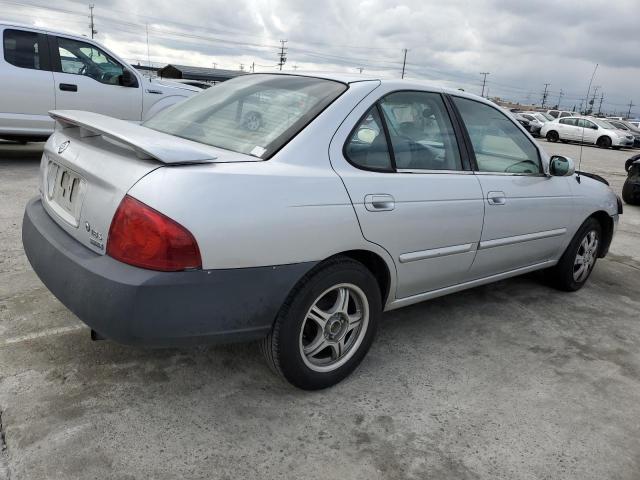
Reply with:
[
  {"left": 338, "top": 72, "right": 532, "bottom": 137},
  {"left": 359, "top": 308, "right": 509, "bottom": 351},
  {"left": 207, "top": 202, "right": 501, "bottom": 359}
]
[
  {"left": 546, "top": 131, "right": 559, "bottom": 142},
  {"left": 261, "top": 257, "right": 380, "bottom": 390},
  {"left": 596, "top": 136, "right": 612, "bottom": 149},
  {"left": 546, "top": 218, "right": 602, "bottom": 291}
]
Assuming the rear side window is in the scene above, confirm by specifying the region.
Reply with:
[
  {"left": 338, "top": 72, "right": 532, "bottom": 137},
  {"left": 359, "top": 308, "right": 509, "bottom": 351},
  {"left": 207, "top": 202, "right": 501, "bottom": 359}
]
[
  {"left": 453, "top": 96, "right": 541, "bottom": 174},
  {"left": 3, "top": 29, "right": 43, "bottom": 70},
  {"left": 378, "top": 91, "right": 462, "bottom": 171},
  {"left": 560, "top": 118, "right": 578, "bottom": 126},
  {"left": 345, "top": 107, "right": 393, "bottom": 171}
]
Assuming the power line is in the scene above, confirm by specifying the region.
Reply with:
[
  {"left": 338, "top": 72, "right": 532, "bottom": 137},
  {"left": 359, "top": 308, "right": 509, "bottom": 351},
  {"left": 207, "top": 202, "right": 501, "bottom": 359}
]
[{"left": 480, "top": 72, "right": 490, "bottom": 97}]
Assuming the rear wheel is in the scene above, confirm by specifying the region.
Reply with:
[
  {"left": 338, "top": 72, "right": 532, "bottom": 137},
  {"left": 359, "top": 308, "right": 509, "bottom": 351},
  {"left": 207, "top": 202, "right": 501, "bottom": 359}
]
[
  {"left": 546, "top": 218, "right": 602, "bottom": 291},
  {"left": 596, "top": 136, "right": 612, "bottom": 149},
  {"left": 261, "top": 257, "right": 381, "bottom": 390},
  {"left": 546, "top": 130, "right": 559, "bottom": 142}
]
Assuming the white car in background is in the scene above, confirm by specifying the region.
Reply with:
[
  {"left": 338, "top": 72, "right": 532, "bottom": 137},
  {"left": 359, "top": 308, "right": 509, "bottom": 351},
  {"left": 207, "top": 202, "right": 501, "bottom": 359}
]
[
  {"left": 547, "top": 109, "right": 575, "bottom": 119},
  {"left": 0, "top": 22, "right": 200, "bottom": 142},
  {"left": 541, "top": 116, "right": 635, "bottom": 149}
]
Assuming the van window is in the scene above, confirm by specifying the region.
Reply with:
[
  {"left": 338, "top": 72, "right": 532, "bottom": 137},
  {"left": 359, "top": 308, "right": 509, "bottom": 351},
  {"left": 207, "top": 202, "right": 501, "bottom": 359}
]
[
  {"left": 3, "top": 29, "right": 43, "bottom": 70},
  {"left": 56, "top": 37, "right": 128, "bottom": 86}
]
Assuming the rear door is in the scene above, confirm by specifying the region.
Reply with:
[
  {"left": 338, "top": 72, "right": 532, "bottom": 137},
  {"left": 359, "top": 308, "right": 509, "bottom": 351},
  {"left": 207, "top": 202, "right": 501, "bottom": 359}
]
[
  {"left": 559, "top": 118, "right": 579, "bottom": 140},
  {"left": 49, "top": 34, "right": 142, "bottom": 120},
  {"left": 450, "top": 96, "right": 573, "bottom": 278},
  {"left": 330, "top": 89, "right": 485, "bottom": 299},
  {"left": 0, "top": 26, "right": 55, "bottom": 137}
]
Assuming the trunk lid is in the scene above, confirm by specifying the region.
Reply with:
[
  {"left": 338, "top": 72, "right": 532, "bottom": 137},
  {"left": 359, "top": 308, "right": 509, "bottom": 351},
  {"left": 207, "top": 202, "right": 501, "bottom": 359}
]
[{"left": 41, "top": 110, "right": 259, "bottom": 255}]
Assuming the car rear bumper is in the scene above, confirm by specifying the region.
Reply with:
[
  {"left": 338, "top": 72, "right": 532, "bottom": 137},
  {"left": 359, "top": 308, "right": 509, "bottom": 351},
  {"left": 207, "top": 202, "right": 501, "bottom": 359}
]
[{"left": 22, "top": 197, "right": 315, "bottom": 346}]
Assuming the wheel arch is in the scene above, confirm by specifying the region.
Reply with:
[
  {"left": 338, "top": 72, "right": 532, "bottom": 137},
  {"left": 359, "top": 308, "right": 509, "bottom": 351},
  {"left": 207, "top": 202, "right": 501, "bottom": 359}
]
[
  {"left": 328, "top": 249, "right": 394, "bottom": 305},
  {"left": 589, "top": 210, "right": 614, "bottom": 258},
  {"left": 596, "top": 135, "right": 612, "bottom": 147}
]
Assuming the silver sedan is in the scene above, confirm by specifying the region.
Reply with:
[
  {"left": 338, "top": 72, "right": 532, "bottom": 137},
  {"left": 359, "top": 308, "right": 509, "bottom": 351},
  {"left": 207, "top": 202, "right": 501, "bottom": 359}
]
[{"left": 22, "top": 73, "right": 621, "bottom": 389}]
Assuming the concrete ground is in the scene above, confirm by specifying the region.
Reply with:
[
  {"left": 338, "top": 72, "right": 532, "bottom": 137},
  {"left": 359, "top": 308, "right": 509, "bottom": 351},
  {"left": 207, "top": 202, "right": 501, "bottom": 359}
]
[{"left": 1, "top": 139, "right": 639, "bottom": 480}]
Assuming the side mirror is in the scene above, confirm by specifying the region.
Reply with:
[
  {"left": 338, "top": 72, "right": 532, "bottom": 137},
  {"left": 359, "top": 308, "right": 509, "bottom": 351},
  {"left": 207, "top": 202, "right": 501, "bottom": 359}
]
[
  {"left": 119, "top": 69, "right": 138, "bottom": 87},
  {"left": 549, "top": 155, "right": 575, "bottom": 176}
]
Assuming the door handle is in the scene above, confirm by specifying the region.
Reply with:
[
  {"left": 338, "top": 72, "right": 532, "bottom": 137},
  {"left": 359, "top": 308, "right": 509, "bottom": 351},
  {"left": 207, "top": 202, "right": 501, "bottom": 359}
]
[
  {"left": 364, "top": 194, "right": 395, "bottom": 211},
  {"left": 59, "top": 83, "right": 78, "bottom": 92},
  {"left": 487, "top": 191, "right": 506, "bottom": 205}
]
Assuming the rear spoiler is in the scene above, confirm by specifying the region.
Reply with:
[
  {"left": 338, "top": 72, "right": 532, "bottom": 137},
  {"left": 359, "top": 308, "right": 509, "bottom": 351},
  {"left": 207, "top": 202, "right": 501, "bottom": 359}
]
[{"left": 49, "top": 110, "right": 257, "bottom": 165}]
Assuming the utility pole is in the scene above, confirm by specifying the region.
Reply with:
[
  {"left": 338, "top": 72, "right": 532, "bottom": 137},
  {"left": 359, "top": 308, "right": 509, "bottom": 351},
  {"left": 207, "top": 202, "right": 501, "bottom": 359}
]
[
  {"left": 479, "top": 72, "right": 490, "bottom": 97},
  {"left": 88, "top": 4, "right": 97, "bottom": 39},
  {"left": 587, "top": 85, "right": 600, "bottom": 114},
  {"left": 401, "top": 49, "right": 408, "bottom": 79},
  {"left": 541, "top": 83, "right": 551, "bottom": 109},
  {"left": 251, "top": 62, "right": 255, "bottom": 73},
  {"left": 278, "top": 40, "right": 288, "bottom": 71},
  {"left": 358, "top": 67, "right": 364, "bottom": 74},
  {"left": 628, "top": 100, "right": 635, "bottom": 119},
  {"left": 597, "top": 92, "right": 604, "bottom": 116},
  {"left": 239, "top": 64, "right": 244, "bottom": 71},
  {"left": 212, "top": 62, "right": 217, "bottom": 69},
  {"left": 556, "top": 89, "right": 564, "bottom": 109}
]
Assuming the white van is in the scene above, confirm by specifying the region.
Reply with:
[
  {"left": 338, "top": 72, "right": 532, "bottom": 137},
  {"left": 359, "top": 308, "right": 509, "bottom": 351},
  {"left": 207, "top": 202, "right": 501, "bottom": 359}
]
[{"left": 0, "top": 22, "right": 200, "bottom": 142}]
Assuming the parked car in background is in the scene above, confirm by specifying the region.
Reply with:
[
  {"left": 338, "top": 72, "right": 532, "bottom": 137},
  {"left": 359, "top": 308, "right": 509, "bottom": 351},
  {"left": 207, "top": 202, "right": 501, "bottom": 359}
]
[
  {"left": 547, "top": 109, "right": 575, "bottom": 119},
  {"left": 541, "top": 116, "right": 635, "bottom": 149},
  {"left": 607, "top": 120, "right": 640, "bottom": 148},
  {"left": 519, "top": 112, "right": 549, "bottom": 137},
  {"left": 0, "top": 21, "right": 200, "bottom": 142},
  {"left": 22, "top": 73, "right": 621, "bottom": 389},
  {"left": 623, "top": 154, "right": 640, "bottom": 205}
]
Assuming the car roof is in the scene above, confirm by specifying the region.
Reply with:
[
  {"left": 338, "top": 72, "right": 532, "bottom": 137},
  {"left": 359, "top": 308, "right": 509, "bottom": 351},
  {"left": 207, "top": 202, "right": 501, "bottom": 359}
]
[
  {"left": 252, "top": 70, "right": 492, "bottom": 103},
  {"left": 1, "top": 20, "right": 92, "bottom": 42}
]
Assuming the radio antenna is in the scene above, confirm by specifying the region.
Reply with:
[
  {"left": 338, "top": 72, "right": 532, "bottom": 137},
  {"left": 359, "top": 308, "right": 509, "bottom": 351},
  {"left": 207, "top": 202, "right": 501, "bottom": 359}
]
[{"left": 577, "top": 63, "right": 598, "bottom": 182}]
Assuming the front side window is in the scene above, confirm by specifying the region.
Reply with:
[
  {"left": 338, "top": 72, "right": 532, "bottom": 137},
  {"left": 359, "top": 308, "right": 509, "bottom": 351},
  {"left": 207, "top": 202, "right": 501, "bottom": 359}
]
[
  {"left": 344, "top": 107, "right": 393, "bottom": 171},
  {"left": 453, "top": 96, "right": 541, "bottom": 174},
  {"left": 3, "top": 29, "right": 42, "bottom": 70},
  {"left": 144, "top": 74, "right": 347, "bottom": 159},
  {"left": 378, "top": 91, "right": 462, "bottom": 171},
  {"left": 57, "top": 37, "right": 126, "bottom": 85}
]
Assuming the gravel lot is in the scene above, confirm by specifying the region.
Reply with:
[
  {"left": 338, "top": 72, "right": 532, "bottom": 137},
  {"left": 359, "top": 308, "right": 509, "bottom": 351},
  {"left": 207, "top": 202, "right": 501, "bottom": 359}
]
[{"left": 1, "top": 139, "right": 639, "bottom": 480}]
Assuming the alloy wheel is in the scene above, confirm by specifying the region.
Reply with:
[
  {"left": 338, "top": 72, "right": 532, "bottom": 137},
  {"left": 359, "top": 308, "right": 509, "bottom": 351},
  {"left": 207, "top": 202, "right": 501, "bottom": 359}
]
[
  {"left": 299, "top": 283, "right": 369, "bottom": 373},
  {"left": 573, "top": 230, "right": 599, "bottom": 283}
]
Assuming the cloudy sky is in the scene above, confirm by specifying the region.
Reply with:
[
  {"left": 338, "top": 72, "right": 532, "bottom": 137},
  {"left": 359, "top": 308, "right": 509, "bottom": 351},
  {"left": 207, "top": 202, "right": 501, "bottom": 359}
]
[{"left": 2, "top": 0, "right": 638, "bottom": 116}]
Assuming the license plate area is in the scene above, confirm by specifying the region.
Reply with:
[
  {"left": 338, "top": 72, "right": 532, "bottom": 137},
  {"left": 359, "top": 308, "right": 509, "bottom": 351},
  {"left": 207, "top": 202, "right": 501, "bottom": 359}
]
[{"left": 45, "top": 160, "right": 86, "bottom": 227}]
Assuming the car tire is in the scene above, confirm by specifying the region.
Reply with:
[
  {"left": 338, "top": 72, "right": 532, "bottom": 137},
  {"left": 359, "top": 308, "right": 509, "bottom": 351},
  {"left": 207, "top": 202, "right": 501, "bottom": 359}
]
[
  {"left": 596, "top": 136, "right": 612, "bottom": 149},
  {"left": 261, "top": 256, "right": 381, "bottom": 390},
  {"left": 546, "top": 217, "right": 602, "bottom": 292},
  {"left": 546, "top": 131, "right": 559, "bottom": 142}
]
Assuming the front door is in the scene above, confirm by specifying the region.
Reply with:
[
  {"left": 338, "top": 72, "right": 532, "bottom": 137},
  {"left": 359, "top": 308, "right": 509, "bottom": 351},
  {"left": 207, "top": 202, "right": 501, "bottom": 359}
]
[
  {"left": 50, "top": 35, "right": 141, "bottom": 121},
  {"left": 330, "top": 90, "right": 485, "bottom": 299},
  {"left": 450, "top": 96, "right": 573, "bottom": 278}
]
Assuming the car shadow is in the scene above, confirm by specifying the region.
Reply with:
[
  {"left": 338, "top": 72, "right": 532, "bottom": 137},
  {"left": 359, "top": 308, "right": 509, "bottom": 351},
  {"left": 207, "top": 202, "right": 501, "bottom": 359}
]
[{"left": 0, "top": 141, "right": 45, "bottom": 163}]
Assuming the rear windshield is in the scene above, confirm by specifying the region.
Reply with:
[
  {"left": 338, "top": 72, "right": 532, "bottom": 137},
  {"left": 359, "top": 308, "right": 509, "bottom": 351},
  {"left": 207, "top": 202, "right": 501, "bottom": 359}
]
[{"left": 144, "top": 74, "right": 347, "bottom": 159}]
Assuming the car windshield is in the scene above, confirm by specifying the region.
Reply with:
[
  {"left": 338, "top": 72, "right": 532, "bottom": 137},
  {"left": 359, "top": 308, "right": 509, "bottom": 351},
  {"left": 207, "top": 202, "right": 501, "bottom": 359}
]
[
  {"left": 593, "top": 119, "right": 617, "bottom": 129},
  {"left": 144, "top": 74, "right": 347, "bottom": 158}
]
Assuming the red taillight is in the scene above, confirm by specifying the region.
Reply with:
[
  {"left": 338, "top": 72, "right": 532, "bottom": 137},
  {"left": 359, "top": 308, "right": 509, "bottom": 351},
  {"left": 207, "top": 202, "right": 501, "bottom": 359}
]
[{"left": 107, "top": 195, "right": 201, "bottom": 272}]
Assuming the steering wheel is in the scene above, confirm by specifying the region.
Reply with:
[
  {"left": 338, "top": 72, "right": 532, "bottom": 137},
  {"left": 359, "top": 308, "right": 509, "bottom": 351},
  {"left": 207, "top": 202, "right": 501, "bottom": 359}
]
[{"left": 505, "top": 160, "right": 539, "bottom": 174}]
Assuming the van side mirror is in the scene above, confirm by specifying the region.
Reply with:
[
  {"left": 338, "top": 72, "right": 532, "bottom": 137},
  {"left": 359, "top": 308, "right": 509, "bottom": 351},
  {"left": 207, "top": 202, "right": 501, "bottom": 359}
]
[
  {"left": 549, "top": 155, "right": 575, "bottom": 176},
  {"left": 119, "top": 69, "right": 138, "bottom": 88}
]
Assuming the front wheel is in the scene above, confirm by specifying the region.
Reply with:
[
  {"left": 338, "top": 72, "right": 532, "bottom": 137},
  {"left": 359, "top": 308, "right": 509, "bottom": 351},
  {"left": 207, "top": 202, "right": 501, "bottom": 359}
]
[
  {"left": 596, "top": 136, "right": 612, "bottom": 149},
  {"left": 261, "top": 257, "right": 381, "bottom": 390},
  {"left": 546, "top": 130, "right": 559, "bottom": 142},
  {"left": 546, "top": 218, "right": 602, "bottom": 291}
]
